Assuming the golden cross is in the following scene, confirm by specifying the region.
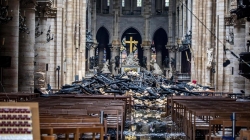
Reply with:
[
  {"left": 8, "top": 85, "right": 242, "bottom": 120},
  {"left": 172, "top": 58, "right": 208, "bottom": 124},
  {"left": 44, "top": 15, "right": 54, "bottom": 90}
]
[{"left": 125, "top": 36, "right": 138, "bottom": 53}]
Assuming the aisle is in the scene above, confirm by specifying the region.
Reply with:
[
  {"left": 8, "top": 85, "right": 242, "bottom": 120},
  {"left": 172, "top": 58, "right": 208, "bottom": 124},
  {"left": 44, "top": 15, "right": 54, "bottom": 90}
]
[{"left": 124, "top": 108, "right": 186, "bottom": 140}]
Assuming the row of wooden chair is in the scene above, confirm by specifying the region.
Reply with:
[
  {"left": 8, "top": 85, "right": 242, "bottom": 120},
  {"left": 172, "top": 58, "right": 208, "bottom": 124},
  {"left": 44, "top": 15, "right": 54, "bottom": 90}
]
[
  {"left": 168, "top": 96, "right": 250, "bottom": 140},
  {"left": 36, "top": 97, "right": 126, "bottom": 140}
]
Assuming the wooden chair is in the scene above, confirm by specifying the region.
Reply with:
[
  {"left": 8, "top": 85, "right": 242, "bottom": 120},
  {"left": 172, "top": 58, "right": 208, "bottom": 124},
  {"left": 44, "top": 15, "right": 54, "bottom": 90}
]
[
  {"left": 222, "top": 120, "right": 250, "bottom": 136},
  {"left": 240, "top": 130, "right": 250, "bottom": 140},
  {"left": 41, "top": 136, "right": 55, "bottom": 140},
  {"left": 103, "top": 110, "right": 120, "bottom": 140}
]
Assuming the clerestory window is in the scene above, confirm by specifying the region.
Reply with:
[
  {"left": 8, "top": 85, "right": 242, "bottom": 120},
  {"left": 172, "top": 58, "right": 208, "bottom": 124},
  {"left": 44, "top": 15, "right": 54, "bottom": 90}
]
[
  {"left": 137, "top": 0, "right": 142, "bottom": 7},
  {"left": 122, "top": 0, "right": 125, "bottom": 7},
  {"left": 165, "top": 0, "right": 169, "bottom": 7}
]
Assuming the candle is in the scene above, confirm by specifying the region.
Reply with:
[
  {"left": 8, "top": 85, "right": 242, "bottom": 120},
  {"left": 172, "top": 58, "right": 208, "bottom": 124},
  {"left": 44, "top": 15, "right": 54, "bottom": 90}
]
[
  {"left": 24, "top": 10, "right": 25, "bottom": 16},
  {"left": 6, "top": 0, "right": 7, "bottom": 5},
  {"left": 1, "top": 0, "right": 2, "bottom": 5},
  {"left": 2, "top": 38, "right": 5, "bottom": 45}
]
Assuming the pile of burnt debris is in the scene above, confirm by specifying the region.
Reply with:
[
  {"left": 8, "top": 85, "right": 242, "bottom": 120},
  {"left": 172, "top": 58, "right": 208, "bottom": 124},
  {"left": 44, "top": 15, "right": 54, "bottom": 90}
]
[{"left": 54, "top": 69, "right": 210, "bottom": 98}]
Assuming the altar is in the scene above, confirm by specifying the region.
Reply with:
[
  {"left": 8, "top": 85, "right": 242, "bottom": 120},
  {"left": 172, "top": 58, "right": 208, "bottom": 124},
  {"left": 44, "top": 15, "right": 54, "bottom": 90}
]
[
  {"left": 121, "top": 36, "right": 141, "bottom": 74},
  {"left": 121, "top": 66, "right": 140, "bottom": 73}
]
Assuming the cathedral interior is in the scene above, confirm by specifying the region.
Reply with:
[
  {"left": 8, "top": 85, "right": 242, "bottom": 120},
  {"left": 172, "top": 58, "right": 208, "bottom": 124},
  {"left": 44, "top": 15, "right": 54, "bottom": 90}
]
[{"left": 0, "top": 0, "right": 250, "bottom": 140}]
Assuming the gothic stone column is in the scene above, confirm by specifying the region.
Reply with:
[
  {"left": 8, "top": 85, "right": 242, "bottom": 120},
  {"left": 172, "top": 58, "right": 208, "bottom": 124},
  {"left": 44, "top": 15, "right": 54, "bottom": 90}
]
[
  {"left": 88, "top": 43, "right": 98, "bottom": 70},
  {"left": 245, "top": 21, "right": 250, "bottom": 95},
  {"left": 110, "top": 40, "right": 120, "bottom": 75},
  {"left": 233, "top": 19, "right": 246, "bottom": 93},
  {"left": 19, "top": 3, "right": 36, "bottom": 92},
  {"left": 65, "top": 0, "right": 74, "bottom": 84},
  {"left": 0, "top": 0, "right": 19, "bottom": 92},
  {"left": 167, "top": 47, "right": 177, "bottom": 79},
  {"left": 98, "top": 44, "right": 104, "bottom": 70},
  {"left": 80, "top": 0, "right": 87, "bottom": 78},
  {"left": 34, "top": 17, "right": 47, "bottom": 91},
  {"left": 156, "top": 45, "right": 163, "bottom": 68},
  {"left": 142, "top": 41, "right": 151, "bottom": 70}
]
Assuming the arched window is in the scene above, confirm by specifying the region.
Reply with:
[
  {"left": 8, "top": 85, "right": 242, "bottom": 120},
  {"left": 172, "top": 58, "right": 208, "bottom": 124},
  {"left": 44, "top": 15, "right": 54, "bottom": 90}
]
[
  {"left": 107, "top": 0, "right": 110, "bottom": 6},
  {"left": 165, "top": 0, "right": 169, "bottom": 7},
  {"left": 137, "top": 0, "right": 142, "bottom": 7},
  {"left": 122, "top": 0, "right": 125, "bottom": 7}
]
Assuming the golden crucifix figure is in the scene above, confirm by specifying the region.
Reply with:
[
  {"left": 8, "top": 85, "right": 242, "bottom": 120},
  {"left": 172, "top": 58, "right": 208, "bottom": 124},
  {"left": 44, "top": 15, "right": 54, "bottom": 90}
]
[{"left": 125, "top": 36, "right": 138, "bottom": 53}]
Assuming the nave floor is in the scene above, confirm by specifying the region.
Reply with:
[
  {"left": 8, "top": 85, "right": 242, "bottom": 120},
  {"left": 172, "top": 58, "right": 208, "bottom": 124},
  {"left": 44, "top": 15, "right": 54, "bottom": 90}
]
[{"left": 123, "top": 108, "right": 186, "bottom": 140}]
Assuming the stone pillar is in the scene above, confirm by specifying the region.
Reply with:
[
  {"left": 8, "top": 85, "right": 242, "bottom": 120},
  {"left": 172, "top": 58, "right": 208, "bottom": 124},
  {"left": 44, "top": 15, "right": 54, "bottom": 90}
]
[
  {"left": 65, "top": 0, "right": 74, "bottom": 84},
  {"left": 55, "top": 0, "right": 64, "bottom": 86},
  {"left": 216, "top": 0, "right": 226, "bottom": 91},
  {"left": 142, "top": 3, "right": 151, "bottom": 70},
  {"left": 111, "top": 0, "right": 120, "bottom": 75},
  {"left": 34, "top": 17, "right": 47, "bottom": 90},
  {"left": 0, "top": 0, "right": 19, "bottom": 92},
  {"left": 89, "top": 44, "right": 97, "bottom": 59},
  {"left": 19, "top": 3, "right": 36, "bottom": 92},
  {"left": 142, "top": 45, "right": 151, "bottom": 70},
  {"left": 156, "top": 45, "right": 162, "bottom": 68},
  {"left": 191, "top": 0, "right": 198, "bottom": 81},
  {"left": 205, "top": 0, "right": 213, "bottom": 87},
  {"left": 168, "top": 49, "right": 176, "bottom": 78},
  {"left": 155, "top": 0, "right": 161, "bottom": 11},
  {"left": 245, "top": 21, "right": 250, "bottom": 95},
  {"left": 75, "top": 0, "right": 80, "bottom": 79},
  {"left": 92, "top": 0, "right": 97, "bottom": 44},
  {"left": 168, "top": 0, "right": 174, "bottom": 47},
  {"left": 110, "top": 45, "right": 120, "bottom": 75},
  {"left": 81, "top": 0, "right": 87, "bottom": 78},
  {"left": 233, "top": 19, "right": 246, "bottom": 93},
  {"left": 98, "top": 45, "right": 104, "bottom": 69}
]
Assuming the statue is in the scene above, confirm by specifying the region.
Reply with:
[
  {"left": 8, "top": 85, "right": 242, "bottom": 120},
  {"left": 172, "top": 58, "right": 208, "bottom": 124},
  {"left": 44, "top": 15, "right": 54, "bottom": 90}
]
[
  {"left": 142, "top": 56, "right": 147, "bottom": 69},
  {"left": 170, "top": 58, "right": 176, "bottom": 69},
  {"left": 94, "top": 56, "right": 99, "bottom": 67},
  {"left": 89, "top": 56, "right": 95, "bottom": 69},
  {"left": 122, "top": 53, "right": 139, "bottom": 66},
  {"left": 150, "top": 60, "right": 163, "bottom": 75},
  {"left": 206, "top": 48, "right": 214, "bottom": 68},
  {"left": 163, "top": 56, "right": 169, "bottom": 68},
  {"left": 114, "top": 56, "right": 120, "bottom": 71},
  {"left": 101, "top": 60, "right": 111, "bottom": 74},
  {"left": 86, "top": 31, "right": 93, "bottom": 42}
]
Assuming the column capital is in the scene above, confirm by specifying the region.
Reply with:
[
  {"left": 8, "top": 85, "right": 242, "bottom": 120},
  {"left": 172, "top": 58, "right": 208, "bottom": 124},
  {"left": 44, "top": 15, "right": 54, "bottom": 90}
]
[
  {"left": 111, "top": 40, "right": 121, "bottom": 46},
  {"left": 110, "top": 46, "right": 120, "bottom": 52},
  {"left": 36, "top": 0, "right": 57, "bottom": 18},
  {"left": 141, "top": 41, "right": 151, "bottom": 46},
  {"left": 225, "top": 14, "right": 237, "bottom": 26},
  {"left": 20, "top": 0, "right": 37, "bottom": 9},
  {"left": 165, "top": 45, "right": 178, "bottom": 52},
  {"left": 90, "top": 43, "right": 98, "bottom": 49}
]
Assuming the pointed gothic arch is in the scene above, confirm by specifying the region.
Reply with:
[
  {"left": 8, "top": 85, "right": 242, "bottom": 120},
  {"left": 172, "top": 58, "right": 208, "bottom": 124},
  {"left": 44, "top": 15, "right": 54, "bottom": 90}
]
[
  {"left": 120, "top": 27, "right": 143, "bottom": 66},
  {"left": 96, "top": 26, "right": 111, "bottom": 68},
  {"left": 152, "top": 28, "right": 168, "bottom": 68}
]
